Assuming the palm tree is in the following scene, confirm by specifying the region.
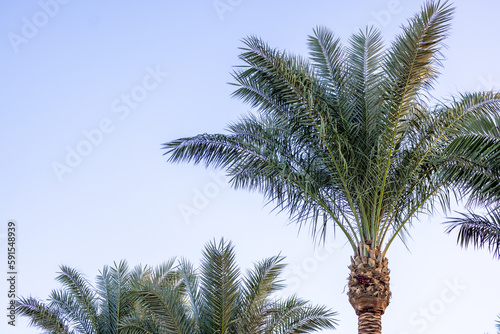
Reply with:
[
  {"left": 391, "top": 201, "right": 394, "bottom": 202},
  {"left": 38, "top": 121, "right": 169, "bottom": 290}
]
[
  {"left": 443, "top": 114, "right": 500, "bottom": 257},
  {"left": 121, "top": 238, "right": 337, "bottom": 334},
  {"left": 17, "top": 243, "right": 336, "bottom": 334},
  {"left": 162, "top": 1, "right": 500, "bottom": 332},
  {"left": 17, "top": 261, "right": 152, "bottom": 334}
]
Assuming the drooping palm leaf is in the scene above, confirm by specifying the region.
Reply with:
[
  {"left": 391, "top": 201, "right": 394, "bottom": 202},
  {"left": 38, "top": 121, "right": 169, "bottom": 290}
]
[
  {"left": 263, "top": 296, "right": 338, "bottom": 334},
  {"left": 441, "top": 108, "right": 500, "bottom": 258},
  {"left": 16, "top": 296, "right": 73, "bottom": 334},
  {"left": 445, "top": 210, "right": 500, "bottom": 258}
]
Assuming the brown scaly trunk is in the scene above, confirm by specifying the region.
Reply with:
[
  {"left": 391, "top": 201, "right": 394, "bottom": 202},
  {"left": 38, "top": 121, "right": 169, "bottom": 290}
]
[{"left": 347, "top": 242, "right": 391, "bottom": 334}]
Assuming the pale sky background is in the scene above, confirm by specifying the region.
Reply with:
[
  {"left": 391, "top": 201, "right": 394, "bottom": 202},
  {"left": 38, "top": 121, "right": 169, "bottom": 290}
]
[{"left": 1, "top": 1, "right": 500, "bottom": 333}]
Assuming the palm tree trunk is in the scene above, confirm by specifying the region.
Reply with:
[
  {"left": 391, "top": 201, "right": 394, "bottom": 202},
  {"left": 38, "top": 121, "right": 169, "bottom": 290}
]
[
  {"left": 348, "top": 243, "right": 391, "bottom": 334},
  {"left": 358, "top": 311, "right": 382, "bottom": 333}
]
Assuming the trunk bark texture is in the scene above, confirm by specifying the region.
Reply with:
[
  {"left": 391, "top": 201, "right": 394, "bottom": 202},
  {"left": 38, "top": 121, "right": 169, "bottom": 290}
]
[
  {"left": 358, "top": 311, "right": 382, "bottom": 333},
  {"left": 347, "top": 243, "right": 391, "bottom": 334}
]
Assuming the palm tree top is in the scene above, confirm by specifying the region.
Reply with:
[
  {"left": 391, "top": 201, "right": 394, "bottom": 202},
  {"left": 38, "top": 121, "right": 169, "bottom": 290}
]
[
  {"left": 17, "top": 241, "right": 338, "bottom": 334},
  {"left": 164, "top": 0, "right": 500, "bottom": 257}
]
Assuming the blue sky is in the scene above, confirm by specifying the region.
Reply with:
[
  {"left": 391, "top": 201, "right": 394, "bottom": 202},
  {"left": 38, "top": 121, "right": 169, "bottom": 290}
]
[{"left": 2, "top": 1, "right": 500, "bottom": 333}]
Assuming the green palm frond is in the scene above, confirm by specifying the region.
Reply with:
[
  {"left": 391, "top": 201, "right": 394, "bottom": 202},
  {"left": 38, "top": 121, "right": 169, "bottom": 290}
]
[
  {"left": 16, "top": 296, "right": 73, "bottom": 334},
  {"left": 177, "top": 259, "right": 201, "bottom": 327},
  {"left": 199, "top": 238, "right": 240, "bottom": 334},
  {"left": 440, "top": 99, "right": 500, "bottom": 259},
  {"left": 237, "top": 255, "right": 285, "bottom": 333},
  {"left": 264, "top": 296, "right": 338, "bottom": 334},
  {"left": 307, "top": 25, "right": 346, "bottom": 92},
  {"left": 383, "top": 0, "right": 453, "bottom": 112},
  {"left": 445, "top": 210, "right": 500, "bottom": 258},
  {"left": 96, "top": 260, "right": 135, "bottom": 334},
  {"left": 49, "top": 289, "right": 96, "bottom": 334},
  {"left": 440, "top": 109, "right": 500, "bottom": 205},
  {"left": 51, "top": 266, "right": 99, "bottom": 334},
  {"left": 119, "top": 312, "right": 160, "bottom": 334},
  {"left": 241, "top": 255, "right": 285, "bottom": 306},
  {"left": 129, "top": 259, "right": 193, "bottom": 334},
  {"left": 348, "top": 26, "right": 384, "bottom": 117},
  {"left": 131, "top": 287, "right": 192, "bottom": 334}
]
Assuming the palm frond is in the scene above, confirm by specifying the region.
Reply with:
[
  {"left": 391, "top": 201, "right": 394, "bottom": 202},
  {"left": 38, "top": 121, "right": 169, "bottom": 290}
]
[
  {"left": 307, "top": 25, "right": 347, "bottom": 109},
  {"left": 199, "top": 238, "right": 240, "bottom": 334},
  {"left": 55, "top": 265, "right": 99, "bottom": 332},
  {"left": 445, "top": 210, "right": 500, "bottom": 258},
  {"left": 130, "top": 259, "right": 194, "bottom": 334},
  {"left": 96, "top": 260, "right": 135, "bottom": 334},
  {"left": 238, "top": 255, "right": 286, "bottom": 332},
  {"left": 241, "top": 255, "right": 286, "bottom": 306},
  {"left": 439, "top": 109, "right": 500, "bottom": 205},
  {"left": 383, "top": 0, "right": 453, "bottom": 112},
  {"left": 264, "top": 296, "right": 338, "bottom": 334},
  {"left": 16, "top": 297, "right": 73, "bottom": 334},
  {"left": 177, "top": 259, "right": 201, "bottom": 327},
  {"left": 119, "top": 313, "right": 160, "bottom": 334}
]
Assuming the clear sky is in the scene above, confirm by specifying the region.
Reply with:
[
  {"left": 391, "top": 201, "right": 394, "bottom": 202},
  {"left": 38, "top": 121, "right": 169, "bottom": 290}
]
[{"left": 1, "top": 1, "right": 500, "bottom": 333}]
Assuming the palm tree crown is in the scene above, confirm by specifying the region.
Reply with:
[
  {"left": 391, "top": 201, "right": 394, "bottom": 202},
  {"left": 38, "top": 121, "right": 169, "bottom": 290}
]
[
  {"left": 18, "top": 242, "right": 337, "bottom": 334},
  {"left": 164, "top": 0, "right": 499, "bottom": 257},
  {"left": 163, "top": 1, "right": 500, "bottom": 332}
]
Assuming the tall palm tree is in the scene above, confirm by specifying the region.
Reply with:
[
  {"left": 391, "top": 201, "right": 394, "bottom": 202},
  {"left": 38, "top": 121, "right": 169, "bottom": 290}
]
[
  {"left": 121, "top": 239, "right": 337, "bottom": 334},
  {"left": 443, "top": 114, "right": 500, "bottom": 257},
  {"left": 162, "top": 1, "right": 500, "bottom": 332},
  {"left": 17, "top": 260, "right": 151, "bottom": 334}
]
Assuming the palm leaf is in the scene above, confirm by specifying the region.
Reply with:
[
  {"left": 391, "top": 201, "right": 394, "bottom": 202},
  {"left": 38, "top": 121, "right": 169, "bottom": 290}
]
[
  {"left": 16, "top": 297, "right": 73, "bottom": 334},
  {"left": 198, "top": 238, "right": 240, "bottom": 334},
  {"left": 263, "top": 296, "right": 337, "bottom": 334},
  {"left": 445, "top": 210, "right": 500, "bottom": 258}
]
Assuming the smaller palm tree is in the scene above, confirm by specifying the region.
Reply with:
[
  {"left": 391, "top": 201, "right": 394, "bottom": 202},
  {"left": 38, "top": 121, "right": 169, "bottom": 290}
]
[
  {"left": 17, "top": 260, "right": 151, "bottom": 334},
  {"left": 18, "top": 241, "right": 337, "bottom": 334},
  {"left": 121, "top": 239, "right": 338, "bottom": 334}
]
